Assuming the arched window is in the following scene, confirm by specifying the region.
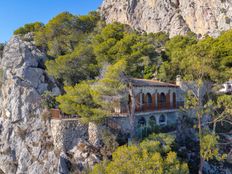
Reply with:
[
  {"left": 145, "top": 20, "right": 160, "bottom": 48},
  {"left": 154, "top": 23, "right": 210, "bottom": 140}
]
[
  {"left": 159, "top": 93, "right": 166, "bottom": 109},
  {"left": 142, "top": 93, "right": 146, "bottom": 111},
  {"left": 149, "top": 116, "right": 156, "bottom": 127},
  {"left": 147, "top": 93, "right": 152, "bottom": 109},
  {"left": 159, "top": 115, "right": 166, "bottom": 125},
  {"left": 138, "top": 117, "right": 146, "bottom": 127},
  {"left": 147, "top": 93, "right": 152, "bottom": 104}
]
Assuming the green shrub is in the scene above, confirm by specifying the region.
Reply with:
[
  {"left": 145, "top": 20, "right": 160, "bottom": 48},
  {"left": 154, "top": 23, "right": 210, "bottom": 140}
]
[
  {"left": 90, "top": 134, "right": 189, "bottom": 174},
  {"left": 14, "top": 22, "right": 44, "bottom": 35},
  {"left": 41, "top": 91, "right": 58, "bottom": 109},
  {"left": 35, "top": 11, "right": 100, "bottom": 57},
  {"left": 100, "top": 129, "right": 119, "bottom": 159}
]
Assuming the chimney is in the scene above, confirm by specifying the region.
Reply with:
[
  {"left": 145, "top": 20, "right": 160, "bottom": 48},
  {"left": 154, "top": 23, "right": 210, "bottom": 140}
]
[{"left": 176, "top": 75, "right": 182, "bottom": 86}]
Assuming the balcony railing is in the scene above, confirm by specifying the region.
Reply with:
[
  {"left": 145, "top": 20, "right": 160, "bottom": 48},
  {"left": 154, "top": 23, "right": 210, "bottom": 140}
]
[
  {"left": 51, "top": 101, "right": 185, "bottom": 119},
  {"left": 135, "top": 101, "right": 184, "bottom": 113}
]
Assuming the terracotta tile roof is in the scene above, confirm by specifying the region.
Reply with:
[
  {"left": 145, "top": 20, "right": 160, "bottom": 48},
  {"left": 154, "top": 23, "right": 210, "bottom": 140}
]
[{"left": 130, "top": 78, "right": 179, "bottom": 88}]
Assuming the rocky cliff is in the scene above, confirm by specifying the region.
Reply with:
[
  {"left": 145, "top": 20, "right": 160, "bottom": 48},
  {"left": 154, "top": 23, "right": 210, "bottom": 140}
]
[
  {"left": 100, "top": 0, "right": 232, "bottom": 37},
  {"left": 0, "top": 34, "right": 61, "bottom": 174},
  {"left": 0, "top": 34, "right": 115, "bottom": 174}
]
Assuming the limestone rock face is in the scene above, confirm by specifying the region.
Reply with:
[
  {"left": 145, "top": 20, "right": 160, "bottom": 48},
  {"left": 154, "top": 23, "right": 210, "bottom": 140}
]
[
  {"left": 0, "top": 36, "right": 107, "bottom": 173},
  {"left": 100, "top": 0, "right": 232, "bottom": 37},
  {"left": 0, "top": 36, "right": 60, "bottom": 174},
  {"left": 88, "top": 122, "right": 103, "bottom": 148},
  {"left": 68, "top": 140, "right": 101, "bottom": 172},
  {"left": 51, "top": 120, "right": 88, "bottom": 151}
]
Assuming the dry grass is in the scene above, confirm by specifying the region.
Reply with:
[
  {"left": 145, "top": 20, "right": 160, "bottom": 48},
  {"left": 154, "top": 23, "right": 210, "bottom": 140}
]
[
  {"left": 16, "top": 127, "right": 27, "bottom": 140},
  {"left": 41, "top": 109, "right": 51, "bottom": 122}
]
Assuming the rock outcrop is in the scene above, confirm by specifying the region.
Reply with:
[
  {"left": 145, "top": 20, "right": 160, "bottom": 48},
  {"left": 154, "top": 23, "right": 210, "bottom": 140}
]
[
  {"left": 0, "top": 35, "right": 111, "bottom": 173},
  {"left": 51, "top": 120, "right": 104, "bottom": 173},
  {"left": 0, "top": 35, "right": 60, "bottom": 174},
  {"left": 51, "top": 120, "right": 88, "bottom": 151},
  {"left": 100, "top": 0, "right": 232, "bottom": 37}
]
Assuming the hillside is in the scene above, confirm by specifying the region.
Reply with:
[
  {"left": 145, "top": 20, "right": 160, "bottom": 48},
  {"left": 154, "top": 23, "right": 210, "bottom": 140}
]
[{"left": 0, "top": 3, "right": 231, "bottom": 174}]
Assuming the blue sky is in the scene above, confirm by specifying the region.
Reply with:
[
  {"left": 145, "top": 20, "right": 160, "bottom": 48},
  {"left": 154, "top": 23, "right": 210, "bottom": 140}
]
[{"left": 0, "top": 0, "right": 102, "bottom": 42}]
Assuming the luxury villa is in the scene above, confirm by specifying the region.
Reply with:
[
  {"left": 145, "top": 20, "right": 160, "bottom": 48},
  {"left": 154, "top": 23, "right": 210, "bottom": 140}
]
[
  {"left": 105, "top": 77, "right": 185, "bottom": 133},
  {"left": 51, "top": 76, "right": 185, "bottom": 133}
]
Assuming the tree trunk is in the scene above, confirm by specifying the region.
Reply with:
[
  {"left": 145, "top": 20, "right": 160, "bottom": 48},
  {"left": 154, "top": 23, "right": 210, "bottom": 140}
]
[
  {"left": 198, "top": 112, "right": 204, "bottom": 174},
  {"left": 197, "top": 87, "right": 204, "bottom": 174},
  {"left": 128, "top": 82, "right": 136, "bottom": 139},
  {"left": 199, "top": 157, "right": 204, "bottom": 174},
  {"left": 213, "top": 121, "right": 216, "bottom": 134}
]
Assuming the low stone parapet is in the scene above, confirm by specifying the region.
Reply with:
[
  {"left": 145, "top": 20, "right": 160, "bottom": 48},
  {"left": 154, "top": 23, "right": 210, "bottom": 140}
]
[{"left": 50, "top": 109, "right": 79, "bottom": 120}]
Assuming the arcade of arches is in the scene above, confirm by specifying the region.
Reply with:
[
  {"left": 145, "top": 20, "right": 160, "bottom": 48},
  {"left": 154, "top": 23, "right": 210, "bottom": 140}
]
[
  {"left": 135, "top": 92, "right": 177, "bottom": 112},
  {"left": 138, "top": 114, "right": 167, "bottom": 127}
]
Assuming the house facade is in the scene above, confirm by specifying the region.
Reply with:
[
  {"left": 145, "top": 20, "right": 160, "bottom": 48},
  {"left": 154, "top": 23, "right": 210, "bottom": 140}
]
[
  {"left": 107, "top": 78, "right": 185, "bottom": 133},
  {"left": 50, "top": 77, "right": 185, "bottom": 134}
]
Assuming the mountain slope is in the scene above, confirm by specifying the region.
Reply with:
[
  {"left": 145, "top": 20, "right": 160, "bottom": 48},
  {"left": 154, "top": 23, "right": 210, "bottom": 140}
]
[{"left": 100, "top": 0, "right": 232, "bottom": 37}]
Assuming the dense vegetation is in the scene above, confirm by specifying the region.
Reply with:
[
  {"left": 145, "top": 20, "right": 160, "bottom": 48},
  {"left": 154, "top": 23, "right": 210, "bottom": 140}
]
[
  {"left": 35, "top": 11, "right": 100, "bottom": 57},
  {"left": 14, "top": 11, "right": 232, "bottom": 174},
  {"left": 13, "top": 13, "right": 232, "bottom": 86},
  {"left": 91, "top": 133, "right": 189, "bottom": 174},
  {"left": 159, "top": 32, "right": 232, "bottom": 82}
]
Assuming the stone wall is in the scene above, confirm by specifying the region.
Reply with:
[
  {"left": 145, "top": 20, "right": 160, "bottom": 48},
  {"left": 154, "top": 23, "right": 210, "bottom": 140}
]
[
  {"left": 88, "top": 122, "right": 102, "bottom": 148},
  {"left": 51, "top": 120, "right": 104, "bottom": 173},
  {"left": 134, "top": 86, "right": 178, "bottom": 96},
  {"left": 133, "top": 86, "right": 182, "bottom": 110},
  {"left": 108, "top": 110, "right": 179, "bottom": 134},
  {"left": 117, "top": 85, "right": 184, "bottom": 114}
]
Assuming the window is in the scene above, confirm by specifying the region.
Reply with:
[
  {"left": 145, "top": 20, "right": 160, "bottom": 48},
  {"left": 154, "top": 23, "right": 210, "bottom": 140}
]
[
  {"left": 159, "top": 93, "right": 166, "bottom": 109},
  {"left": 138, "top": 117, "right": 146, "bottom": 127},
  {"left": 147, "top": 93, "right": 152, "bottom": 104},
  {"left": 159, "top": 115, "right": 166, "bottom": 125},
  {"left": 147, "top": 93, "right": 152, "bottom": 108}
]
